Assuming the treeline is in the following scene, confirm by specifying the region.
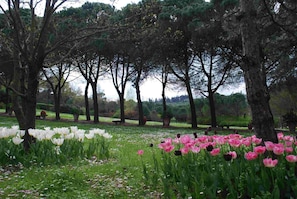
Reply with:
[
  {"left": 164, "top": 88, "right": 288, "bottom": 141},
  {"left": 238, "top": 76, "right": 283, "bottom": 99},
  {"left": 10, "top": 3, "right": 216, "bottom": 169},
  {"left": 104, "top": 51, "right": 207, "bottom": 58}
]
[{"left": 32, "top": 91, "right": 248, "bottom": 126}]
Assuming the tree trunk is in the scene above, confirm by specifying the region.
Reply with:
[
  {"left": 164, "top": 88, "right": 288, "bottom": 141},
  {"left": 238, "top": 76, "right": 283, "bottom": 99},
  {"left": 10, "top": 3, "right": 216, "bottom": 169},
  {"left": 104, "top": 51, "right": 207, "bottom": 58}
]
[
  {"left": 23, "top": 67, "right": 39, "bottom": 151},
  {"left": 54, "top": 92, "right": 61, "bottom": 120},
  {"left": 239, "top": 0, "right": 277, "bottom": 143},
  {"left": 11, "top": 53, "right": 26, "bottom": 127},
  {"left": 135, "top": 74, "right": 145, "bottom": 126},
  {"left": 208, "top": 92, "right": 217, "bottom": 128},
  {"left": 84, "top": 82, "right": 91, "bottom": 121},
  {"left": 91, "top": 82, "right": 99, "bottom": 123},
  {"left": 162, "top": 79, "right": 167, "bottom": 127},
  {"left": 119, "top": 93, "right": 125, "bottom": 123},
  {"left": 5, "top": 87, "right": 11, "bottom": 114},
  {"left": 185, "top": 79, "right": 198, "bottom": 129}
]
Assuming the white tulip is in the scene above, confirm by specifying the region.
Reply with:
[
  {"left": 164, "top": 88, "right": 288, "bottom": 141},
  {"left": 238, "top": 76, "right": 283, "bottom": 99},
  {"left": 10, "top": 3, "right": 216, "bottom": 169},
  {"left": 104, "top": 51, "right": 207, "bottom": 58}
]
[{"left": 12, "top": 136, "right": 24, "bottom": 145}]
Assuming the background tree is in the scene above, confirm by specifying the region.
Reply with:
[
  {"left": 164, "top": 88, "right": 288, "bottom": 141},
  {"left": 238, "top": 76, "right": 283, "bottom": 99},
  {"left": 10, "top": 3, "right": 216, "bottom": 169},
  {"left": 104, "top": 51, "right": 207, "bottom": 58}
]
[
  {"left": 0, "top": 48, "right": 13, "bottom": 114},
  {"left": 42, "top": 62, "right": 71, "bottom": 120},
  {"left": 127, "top": 0, "right": 161, "bottom": 125},
  {"left": 158, "top": 0, "right": 213, "bottom": 128}
]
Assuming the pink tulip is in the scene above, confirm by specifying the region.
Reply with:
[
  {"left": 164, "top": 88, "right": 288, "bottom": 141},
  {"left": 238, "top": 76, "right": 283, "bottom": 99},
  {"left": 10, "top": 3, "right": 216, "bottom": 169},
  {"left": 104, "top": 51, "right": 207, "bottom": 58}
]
[
  {"left": 263, "top": 158, "right": 278, "bottom": 167},
  {"left": 228, "top": 151, "right": 237, "bottom": 159},
  {"left": 285, "top": 141, "right": 293, "bottom": 147},
  {"left": 251, "top": 135, "right": 262, "bottom": 145},
  {"left": 210, "top": 148, "right": 220, "bottom": 156},
  {"left": 285, "top": 147, "right": 293, "bottom": 153},
  {"left": 264, "top": 141, "right": 275, "bottom": 151},
  {"left": 286, "top": 155, "right": 297, "bottom": 163},
  {"left": 228, "top": 139, "right": 241, "bottom": 148},
  {"left": 213, "top": 136, "right": 226, "bottom": 145},
  {"left": 254, "top": 146, "right": 266, "bottom": 154},
  {"left": 191, "top": 146, "right": 201, "bottom": 153},
  {"left": 277, "top": 132, "right": 284, "bottom": 141},
  {"left": 180, "top": 147, "right": 189, "bottom": 154},
  {"left": 158, "top": 138, "right": 175, "bottom": 152},
  {"left": 180, "top": 135, "right": 192, "bottom": 145},
  {"left": 241, "top": 137, "right": 252, "bottom": 147},
  {"left": 173, "top": 137, "right": 180, "bottom": 144},
  {"left": 273, "top": 145, "right": 285, "bottom": 155},
  {"left": 245, "top": 151, "right": 258, "bottom": 160},
  {"left": 137, "top": 150, "right": 144, "bottom": 156},
  {"left": 196, "top": 136, "right": 210, "bottom": 143},
  {"left": 284, "top": 135, "right": 294, "bottom": 142}
]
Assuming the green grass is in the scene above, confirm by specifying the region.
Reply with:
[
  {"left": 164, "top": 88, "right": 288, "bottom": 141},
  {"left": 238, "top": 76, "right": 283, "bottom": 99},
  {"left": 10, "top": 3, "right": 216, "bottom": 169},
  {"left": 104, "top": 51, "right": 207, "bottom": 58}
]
[
  {"left": 0, "top": 112, "right": 203, "bottom": 198},
  {"left": 0, "top": 109, "right": 294, "bottom": 198}
]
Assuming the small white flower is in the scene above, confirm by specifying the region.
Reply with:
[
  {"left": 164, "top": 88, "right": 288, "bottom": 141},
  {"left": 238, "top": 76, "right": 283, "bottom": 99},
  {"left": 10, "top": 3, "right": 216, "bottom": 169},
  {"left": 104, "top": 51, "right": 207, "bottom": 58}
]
[
  {"left": 74, "top": 129, "right": 85, "bottom": 141},
  {"left": 102, "top": 133, "right": 112, "bottom": 139},
  {"left": 51, "top": 138, "right": 64, "bottom": 146},
  {"left": 64, "top": 132, "right": 74, "bottom": 140},
  {"left": 70, "top": 126, "right": 78, "bottom": 133},
  {"left": 18, "top": 130, "right": 25, "bottom": 137},
  {"left": 53, "top": 127, "right": 69, "bottom": 136},
  {"left": 45, "top": 130, "right": 55, "bottom": 140},
  {"left": 85, "top": 132, "right": 95, "bottom": 139},
  {"left": 12, "top": 136, "right": 24, "bottom": 145}
]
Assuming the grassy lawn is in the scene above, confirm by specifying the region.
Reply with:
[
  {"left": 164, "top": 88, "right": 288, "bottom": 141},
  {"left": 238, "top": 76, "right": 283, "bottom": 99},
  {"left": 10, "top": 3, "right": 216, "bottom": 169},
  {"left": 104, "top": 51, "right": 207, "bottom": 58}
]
[
  {"left": 2, "top": 111, "right": 293, "bottom": 198},
  {"left": 0, "top": 112, "right": 204, "bottom": 198}
]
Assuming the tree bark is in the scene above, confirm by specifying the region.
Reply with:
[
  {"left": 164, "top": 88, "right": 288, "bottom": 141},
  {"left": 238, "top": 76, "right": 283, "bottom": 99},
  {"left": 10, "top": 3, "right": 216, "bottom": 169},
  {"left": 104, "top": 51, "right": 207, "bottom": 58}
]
[
  {"left": 185, "top": 78, "right": 198, "bottom": 129},
  {"left": 23, "top": 65, "right": 39, "bottom": 151},
  {"left": 54, "top": 92, "right": 61, "bottom": 120},
  {"left": 208, "top": 92, "right": 217, "bottom": 128},
  {"left": 239, "top": 0, "right": 277, "bottom": 142},
  {"left": 91, "top": 82, "right": 99, "bottom": 123},
  {"left": 135, "top": 70, "right": 145, "bottom": 126},
  {"left": 119, "top": 93, "right": 125, "bottom": 123},
  {"left": 84, "top": 82, "right": 91, "bottom": 121}
]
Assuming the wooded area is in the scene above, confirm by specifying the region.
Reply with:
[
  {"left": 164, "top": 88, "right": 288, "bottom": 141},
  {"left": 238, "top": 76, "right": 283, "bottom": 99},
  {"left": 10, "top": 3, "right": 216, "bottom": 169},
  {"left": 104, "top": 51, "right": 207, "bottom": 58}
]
[{"left": 0, "top": 0, "right": 296, "bottom": 150}]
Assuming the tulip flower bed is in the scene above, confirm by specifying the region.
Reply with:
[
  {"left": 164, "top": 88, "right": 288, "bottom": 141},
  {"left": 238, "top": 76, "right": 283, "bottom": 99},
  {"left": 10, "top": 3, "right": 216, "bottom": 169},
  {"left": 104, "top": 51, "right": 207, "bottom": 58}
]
[
  {"left": 139, "top": 133, "right": 297, "bottom": 199},
  {"left": 0, "top": 126, "right": 112, "bottom": 167}
]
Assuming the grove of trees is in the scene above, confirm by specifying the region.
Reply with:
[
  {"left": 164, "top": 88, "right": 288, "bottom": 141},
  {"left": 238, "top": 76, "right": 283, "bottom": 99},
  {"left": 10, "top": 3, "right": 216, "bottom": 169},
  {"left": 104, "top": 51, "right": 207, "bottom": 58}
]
[{"left": 0, "top": 0, "right": 296, "bottom": 151}]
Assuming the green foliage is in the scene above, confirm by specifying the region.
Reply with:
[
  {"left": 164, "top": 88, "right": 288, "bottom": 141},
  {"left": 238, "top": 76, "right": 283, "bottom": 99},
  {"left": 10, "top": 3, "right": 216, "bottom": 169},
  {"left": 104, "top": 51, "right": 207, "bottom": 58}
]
[
  {"left": 173, "top": 106, "right": 189, "bottom": 122},
  {"left": 282, "top": 110, "right": 297, "bottom": 125},
  {"left": 160, "top": 105, "right": 174, "bottom": 119}
]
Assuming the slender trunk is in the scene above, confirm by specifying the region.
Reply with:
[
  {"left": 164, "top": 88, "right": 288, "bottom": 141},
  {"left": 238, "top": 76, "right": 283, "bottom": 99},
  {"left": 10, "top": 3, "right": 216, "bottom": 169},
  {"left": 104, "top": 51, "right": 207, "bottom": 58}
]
[
  {"left": 239, "top": 0, "right": 277, "bottom": 142},
  {"left": 208, "top": 92, "right": 217, "bottom": 128},
  {"left": 91, "top": 82, "right": 99, "bottom": 123},
  {"left": 162, "top": 81, "right": 167, "bottom": 126},
  {"left": 135, "top": 75, "right": 144, "bottom": 125},
  {"left": 11, "top": 52, "right": 25, "bottom": 128},
  {"left": 5, "top": 87, "right": 10, "bottom": 113},
  {"left": 119, "top": 93, "right": 125, "bottom": 123},
  {"left": 54, "top": 92, "right": 61, "bottom": 120},
  {"left": 185, "top": 80, "right": 198, "bottom": 129},
  {"left": 85, "top": 82, "right": 90, "bottom": 121}
]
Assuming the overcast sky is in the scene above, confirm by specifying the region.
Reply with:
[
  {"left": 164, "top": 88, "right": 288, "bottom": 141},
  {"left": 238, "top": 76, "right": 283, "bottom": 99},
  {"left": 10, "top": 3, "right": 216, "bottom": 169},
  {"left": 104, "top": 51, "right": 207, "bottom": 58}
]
[{"left": 62, "top": 0, "right": 141, "bottom": 10}]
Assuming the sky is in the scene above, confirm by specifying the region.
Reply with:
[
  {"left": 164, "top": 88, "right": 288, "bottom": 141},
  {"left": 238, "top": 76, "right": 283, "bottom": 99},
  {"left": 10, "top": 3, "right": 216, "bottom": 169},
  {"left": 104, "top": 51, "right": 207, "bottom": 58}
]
[
  {"left": 68, "top": 73, "right": 246, "bottom": 101},
  {"left": 61, "top": 0, "right": 141, "bottom": 10}
]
